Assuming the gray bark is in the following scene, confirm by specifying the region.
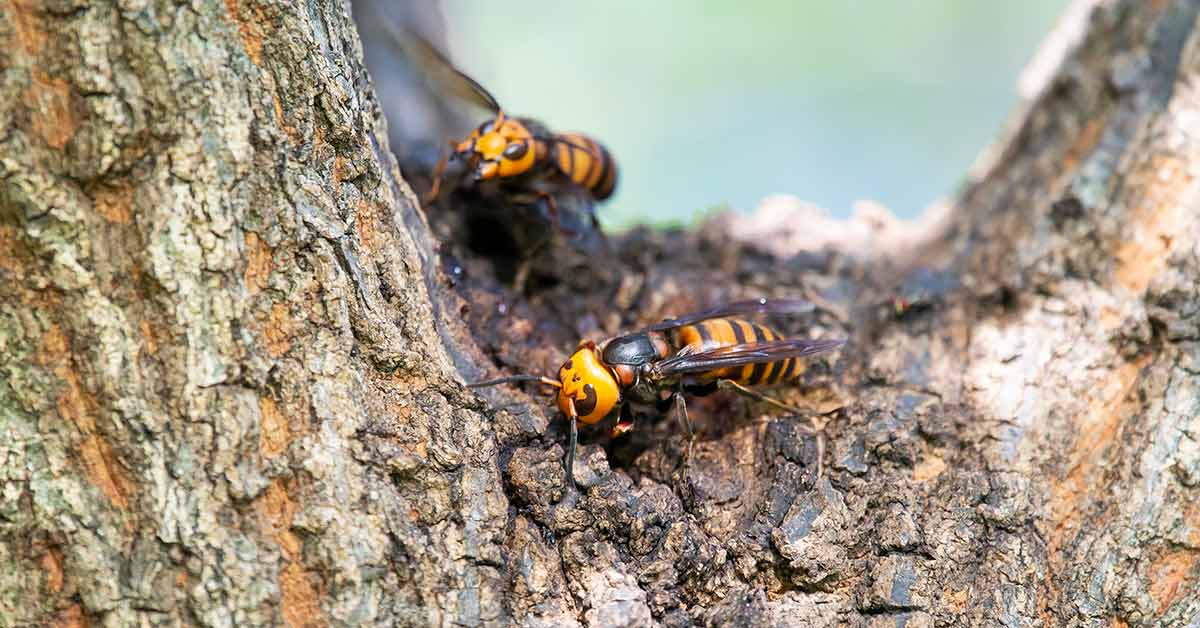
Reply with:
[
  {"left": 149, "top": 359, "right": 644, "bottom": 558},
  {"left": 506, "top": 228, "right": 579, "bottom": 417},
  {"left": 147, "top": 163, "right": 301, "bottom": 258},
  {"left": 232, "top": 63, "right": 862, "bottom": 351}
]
[{"left": 1, "top": 0, "right": 1198, "bottom": 627}]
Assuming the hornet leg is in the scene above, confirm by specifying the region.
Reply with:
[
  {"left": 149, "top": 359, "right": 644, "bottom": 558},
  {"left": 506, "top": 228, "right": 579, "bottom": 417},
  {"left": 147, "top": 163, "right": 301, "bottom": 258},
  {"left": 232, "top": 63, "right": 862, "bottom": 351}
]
[
  {"left": 673, "top": 390, "right": 695, "bottom": 477},
  {"left": 422, "top": 143, "right": 454, "bottom": 204},
  {"left": 512, "top": 231, "right": 552, "bottom": 294},
  {"left": 536, "top": 190, "right": 581, "bottom": 238},
  {"left": 512, "top": 259, "right": 532, "bottom": 295},
  {"left": 611, "top": 403, "right": 636, "bottom": 438},
  {"left": 717, "top": 379, "right": 825, "bottom": 481}
]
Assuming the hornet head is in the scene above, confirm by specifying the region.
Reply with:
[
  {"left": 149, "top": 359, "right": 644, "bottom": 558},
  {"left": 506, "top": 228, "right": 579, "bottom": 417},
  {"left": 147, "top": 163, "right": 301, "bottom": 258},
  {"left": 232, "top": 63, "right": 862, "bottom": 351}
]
[
  {"left": 455, "top": 113, "right": 537, "bottom": 181},
  {"left": 555, "top": 341, "right": 621, "bottom": 425}
]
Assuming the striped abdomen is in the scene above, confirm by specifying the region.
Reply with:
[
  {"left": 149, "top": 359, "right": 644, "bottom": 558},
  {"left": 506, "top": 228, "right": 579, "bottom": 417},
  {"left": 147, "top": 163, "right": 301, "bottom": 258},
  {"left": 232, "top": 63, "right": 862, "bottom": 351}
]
[
  {"left": 674, "top": 318, "right": 800, "bottom": 386},
  {"left": 553, "top": 132, "right": 617, "bottom": 200}
]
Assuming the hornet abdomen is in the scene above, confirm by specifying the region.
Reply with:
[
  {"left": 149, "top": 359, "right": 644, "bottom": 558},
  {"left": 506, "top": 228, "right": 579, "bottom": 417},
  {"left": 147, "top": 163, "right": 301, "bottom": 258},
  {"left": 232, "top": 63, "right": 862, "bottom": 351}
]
[
  {"left": 553, "top": 132, "right": 618, "bottom": 201},
  {"left": 674, "top": 318, "right": 800, "bottom": 386}
]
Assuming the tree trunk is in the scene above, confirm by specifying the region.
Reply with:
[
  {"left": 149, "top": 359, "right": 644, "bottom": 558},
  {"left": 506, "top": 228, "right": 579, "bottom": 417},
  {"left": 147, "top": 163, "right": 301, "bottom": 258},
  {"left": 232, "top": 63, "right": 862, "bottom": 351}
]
[{"left": 1, "top": 0, "right": 1198, "bottom": 626}]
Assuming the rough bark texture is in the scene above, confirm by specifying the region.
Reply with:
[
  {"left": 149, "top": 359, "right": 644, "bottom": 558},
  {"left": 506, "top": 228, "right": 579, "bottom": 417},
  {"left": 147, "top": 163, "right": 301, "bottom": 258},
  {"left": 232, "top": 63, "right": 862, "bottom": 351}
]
[{"left": 1, "top": 0, "right": 1198, "bottom": 627}]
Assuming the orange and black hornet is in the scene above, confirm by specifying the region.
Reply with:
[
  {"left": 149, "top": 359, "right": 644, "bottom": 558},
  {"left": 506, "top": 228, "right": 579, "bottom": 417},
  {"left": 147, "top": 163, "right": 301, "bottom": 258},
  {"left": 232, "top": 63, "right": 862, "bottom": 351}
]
[
  {"left": 391, "top": 28, "right": 617, "bottom": 229},
  {"left": 468, "top": 298, "right": 845, "bottom": 488}
]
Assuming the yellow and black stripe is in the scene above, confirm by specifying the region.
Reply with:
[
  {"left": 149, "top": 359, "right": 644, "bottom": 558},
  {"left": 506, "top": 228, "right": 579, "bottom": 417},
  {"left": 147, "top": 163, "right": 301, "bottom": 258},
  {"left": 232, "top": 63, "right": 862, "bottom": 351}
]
[
  {"left": 674, "top": 318, "right": 799, "bottom": 386},
  {"left": 553, "top": 132, "right": 617, "bottom": 201}
]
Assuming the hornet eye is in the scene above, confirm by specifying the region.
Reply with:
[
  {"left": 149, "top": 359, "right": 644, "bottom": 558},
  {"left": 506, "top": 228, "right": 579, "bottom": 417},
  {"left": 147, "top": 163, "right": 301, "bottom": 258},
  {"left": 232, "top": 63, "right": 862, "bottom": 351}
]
[{"left": 503, "top": 142, "right": 528, "bottom": 160}]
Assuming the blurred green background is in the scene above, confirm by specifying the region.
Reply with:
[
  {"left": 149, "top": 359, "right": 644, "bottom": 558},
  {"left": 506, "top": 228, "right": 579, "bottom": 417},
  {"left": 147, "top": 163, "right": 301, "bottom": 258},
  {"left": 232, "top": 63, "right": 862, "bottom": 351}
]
[{"left": 443, "top": 2, "right": 1068, "bottom": 230}]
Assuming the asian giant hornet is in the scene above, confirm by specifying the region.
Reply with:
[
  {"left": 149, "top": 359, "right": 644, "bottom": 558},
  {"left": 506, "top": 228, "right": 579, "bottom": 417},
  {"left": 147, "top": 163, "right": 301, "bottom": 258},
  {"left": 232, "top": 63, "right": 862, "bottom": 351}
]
[
  {"left": 468, "top": 298, "right": 845, "bottom": 488},
  {"left": 388, "top": 26, "right": 617, "bottom": 235}
]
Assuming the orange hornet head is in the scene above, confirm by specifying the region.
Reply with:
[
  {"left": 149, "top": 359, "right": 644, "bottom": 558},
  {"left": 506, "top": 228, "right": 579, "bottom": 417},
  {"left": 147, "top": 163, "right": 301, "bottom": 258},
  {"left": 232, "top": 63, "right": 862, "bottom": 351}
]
[
  {"left": 458, "top": 113, "right": 537, "bottom": 181},
  {"left": 556, "top": 341, "right": 621, "bottom": 424}
]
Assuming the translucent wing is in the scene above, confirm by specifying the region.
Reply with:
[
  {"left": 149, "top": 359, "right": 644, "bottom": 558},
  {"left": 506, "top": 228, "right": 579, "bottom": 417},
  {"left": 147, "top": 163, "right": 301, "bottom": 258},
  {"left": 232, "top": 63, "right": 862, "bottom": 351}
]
[
  {"left": 382, "top": 22, "right": 502, "bottom": 113},
  {"left": 642, "top": 298, "right": 816, "bottom": 333},
  {"left": 651, "top": 338, "right": 844, "bottom": 378}
]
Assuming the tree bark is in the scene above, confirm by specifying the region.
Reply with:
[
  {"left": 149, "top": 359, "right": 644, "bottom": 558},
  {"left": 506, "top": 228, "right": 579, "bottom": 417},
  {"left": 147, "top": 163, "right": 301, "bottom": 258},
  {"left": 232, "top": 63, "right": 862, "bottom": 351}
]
[{"left": 1, "top": 0, "right": 1198, "bottom": 627}]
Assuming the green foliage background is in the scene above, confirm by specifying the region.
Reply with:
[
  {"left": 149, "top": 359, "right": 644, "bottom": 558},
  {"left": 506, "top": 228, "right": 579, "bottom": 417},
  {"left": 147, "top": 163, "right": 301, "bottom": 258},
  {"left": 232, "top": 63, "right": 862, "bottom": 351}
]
[{"left": 446, "top": 2, "right": 1068, "bottom": 229}]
